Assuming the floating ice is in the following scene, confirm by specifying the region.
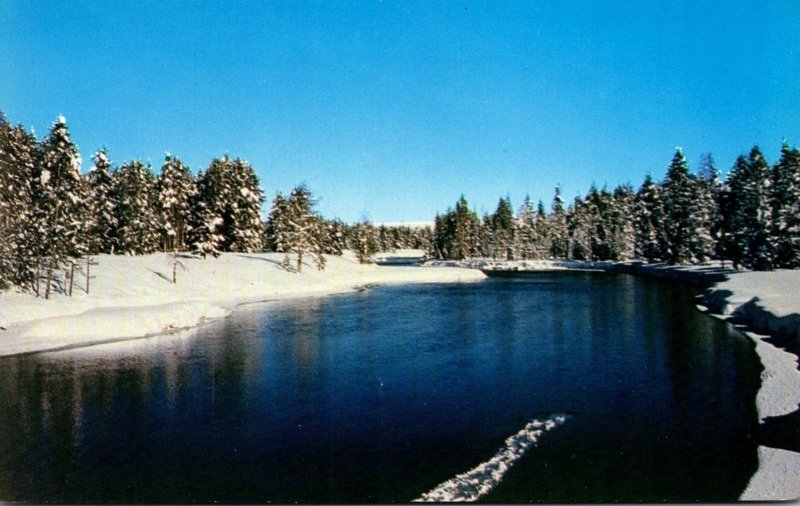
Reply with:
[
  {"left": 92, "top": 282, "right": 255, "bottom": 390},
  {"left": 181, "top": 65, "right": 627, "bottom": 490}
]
[{"left": 415, "top": 413, "right": 570, "bottom": 502}]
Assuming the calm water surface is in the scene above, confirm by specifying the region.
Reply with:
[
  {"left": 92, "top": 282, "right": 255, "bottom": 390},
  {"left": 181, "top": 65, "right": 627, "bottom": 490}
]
[{"left": 0, "top": 272, "right": 761, "bottom": 502}]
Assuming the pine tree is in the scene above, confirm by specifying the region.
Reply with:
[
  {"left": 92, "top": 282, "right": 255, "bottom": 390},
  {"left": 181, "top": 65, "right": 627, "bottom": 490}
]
[
  {"left": 580, "top": 184, "right": 635, "bottom": 262},
  {"left": 86, "top": 148, "right": 119, "bottom": 254},
  {"left": 354, "top": 217, "right": 380, "bottom": 264},
  {"left": 431, "top": 195, "right": 481, "bottom": 260},
  {"left": 568, "top": 193, "right": 594, "bottom": 260},
  {"left": 487, "top": 196, "right": 515, "bottom": 260},
  {"left": 282, "top": 184, "right": 327, "bottom": 272},
  {"left": 195, "top": 156, "right": 264, "bottom": 253},
  {"left": 514, "top": 195, "right": 537, "bottom": 260},
  {"left": 697, "top": 154, "right": 724, "bottom": 264},
  {"left": 0, "top": 118, "right": 39, "bottom": 290},
  {"left": 770, "top": 141, "right": 800, "bottom": 267},
  {"left": 157, "top": 154, "right": 196, "bottom": 252},
  {"left": 549, "top": 186, "right": 569, "bottom": 258},
  {"left": 189, "top": 169, "right": 223, "bottom": 257},
  {"left": 609, "top": 184, "right": 636, "bottom": 260},
  {"left": 430, "top": 213, "right": 447, "bottom": 259},
  {"left": 723, "top": 156, "right": 749, "bottom": 268},
  {"left": 115, "top": 160, "right": 161, "bottom": 255},
  {"left": 229, "top": 158, "right": 265, "bottom": 252},
  {"left": 716, "top": 177, "right": 737, "bottom": 268},
  {"left": 744, "top": 146, "right": 773, "bottom": 269},
  {"left": 35, "top": 116, "right": 92, "bottom": 298},
  {"left": 478, "top": 213, "right": 493, "bottom": 258},
  {"left": 633, "top": 175, "right": 663, "bottom": 262},
  {"left": 660, "top": 148, "right": 712, "bottom": 264},
  {"left": 726, "top": 147, "right": 773, "bottom": 269},
  {"left": 0, "top": 117, "right": 14, "bottom": 289},
  {"left": 323, "top": 219, "right": 347, "bottom": 256},
  {"left": 453, "top": 195, "right": 482, "bottom": 260},
  {"left": 377, "top": 225, "right": 392, "bottom": 252},
  {"left": 533, "top": 200, "right": 551, "bottom": 259},
  {"left": 265, "top": 192, "right": 290, "bottom": 253},
  {"left": 587, "top": 185, "right": 616, "bottom": 260}
]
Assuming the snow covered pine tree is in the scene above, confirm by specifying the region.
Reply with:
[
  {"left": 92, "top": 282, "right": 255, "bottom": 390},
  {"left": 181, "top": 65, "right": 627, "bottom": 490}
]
[
  {"left": 157, "top": 153, "right": 196, "bottom": 253},
  {"left": 660, "top": 148, "right": 713, "bottom": 264},
  {"left": 0, "top": 115, "right": 39, "bottom": 290},
  {"left": 35, "top": 116, "right": 92, "bottom": 298},
  {"left": 86, "top": 148, "right": 119, "bottom": 254}
]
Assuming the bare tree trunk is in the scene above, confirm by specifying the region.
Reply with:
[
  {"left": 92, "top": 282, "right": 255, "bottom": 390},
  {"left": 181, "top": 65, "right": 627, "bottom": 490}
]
[
  {"left": 297, "top": 251, "right": 303, "bottom": 272},
  {"left": 68, "top": 260, "right": 75, "bottom": 297},
  {"left": 85, "top": 256, "right": 91, "bottom": 295},
  {"left": 45, "top": 255, "right": 55, "bottom": 300},
  {"left": 46, "top": 199, "right": 61, "bottom": 300},
  {"left": 172, "top": 251, "right": 177, "bottom": 284},
  {"left": 33, "top": 262, "right": 41, "bottom": 297}
]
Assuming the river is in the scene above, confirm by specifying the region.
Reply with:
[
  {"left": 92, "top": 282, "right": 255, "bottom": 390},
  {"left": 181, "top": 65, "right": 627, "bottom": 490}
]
[{"left": 0, "top": 272, "right": 762, "bottom": 502}]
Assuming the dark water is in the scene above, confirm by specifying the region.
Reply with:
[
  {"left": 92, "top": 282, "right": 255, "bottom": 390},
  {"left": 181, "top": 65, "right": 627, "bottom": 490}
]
[{"left": 0, "top": 272, "right": 762, "bottom": 502}]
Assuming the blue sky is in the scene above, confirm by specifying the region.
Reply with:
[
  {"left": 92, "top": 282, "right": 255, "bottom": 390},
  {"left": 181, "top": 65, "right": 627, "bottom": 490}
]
[{"left": 1, "top": 1, "right": 798, "bottom": 222}]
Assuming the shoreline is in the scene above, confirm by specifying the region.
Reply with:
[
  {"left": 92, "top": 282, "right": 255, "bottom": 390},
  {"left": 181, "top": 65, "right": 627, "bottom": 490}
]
[
  {"left": 699, "top": 270, "right": 800, "bottom": 500},
  {"left": 0, "top": 252, "right": 485, "bottom": 357}
]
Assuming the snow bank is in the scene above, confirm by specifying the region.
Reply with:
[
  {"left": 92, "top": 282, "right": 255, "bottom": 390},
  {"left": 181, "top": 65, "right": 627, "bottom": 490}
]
[
  {"left": 427, "top": 258, "right": 603, "bottom": 271},
  {"left": 696, "top": 270, "right": 800, "bottom": 500},
  {"left": 703, "top": 270, "right": 800, "bottom": 340},
  {"left": 1, "top": 302, "right": 230, "bottom": 356},
  {"left": 415, "top": 414, "right": 569, "bottom": 502},
  {"left": 744, "top": 330, "right": 800, "bottom": 421},
  {"left": 477, "top": 259, "right": 734, "bottom": 286},
  {"left": 373, "top": 248, "right": 426, "bottom": 260},
  {"left": 701, "top": 270, "right": 800, "bottom": 422},
  {"left": 0, "top": 252, "right": 485, "bottom": 356},
  {"left": 741, "top": 446, "right": 800, "bottom": 501}
]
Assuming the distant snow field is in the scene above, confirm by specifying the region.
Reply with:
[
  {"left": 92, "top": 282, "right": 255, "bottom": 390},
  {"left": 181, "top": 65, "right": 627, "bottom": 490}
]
[{"left": 375, "top": 221, "right": 433, "bottom": 229}]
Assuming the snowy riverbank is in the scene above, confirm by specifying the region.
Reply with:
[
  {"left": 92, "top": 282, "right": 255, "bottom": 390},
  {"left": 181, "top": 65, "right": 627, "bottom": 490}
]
[
  {"left": 701, "top": 270, "right": 800, "bottom": 500},
  {"left": 0, "top": 252, "right": 484, "bottom": 356}
]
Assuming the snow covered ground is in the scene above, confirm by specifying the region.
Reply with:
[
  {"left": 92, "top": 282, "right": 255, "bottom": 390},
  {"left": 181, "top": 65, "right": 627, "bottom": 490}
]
[
  {"left": 0, "top": 251, "right": 484, "bottom": 356},
  {"left": 741, "top": 446, "right": 800, "bottom": 500},
  {"left": 426, "top": 258, "right": 601, "bottom": 271},
  {"left": 703, "top": 270, "right": 800, "bottom": 340},
  {"left": 701, "top": 270, "right": 800, "bottom": 500},
  {"left": 702, "top": 271, "right": 800, "bottom": 422}
]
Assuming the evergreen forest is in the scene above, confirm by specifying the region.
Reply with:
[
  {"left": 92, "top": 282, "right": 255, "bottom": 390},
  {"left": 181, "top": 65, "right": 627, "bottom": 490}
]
[{"left": 1, "top": 113, "right": 799, "bottom": 296}]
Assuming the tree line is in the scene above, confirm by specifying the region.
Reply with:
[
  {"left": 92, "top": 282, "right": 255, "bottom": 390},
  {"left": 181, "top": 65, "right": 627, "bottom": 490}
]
[
  {"left": 0, "top": 114, "right": 432, "bottom": 295},
  {"left": 432, "top": 146, "right": 800, "bottom": 270},
  {"left": 1, "top": 113, "right": 798, "bottom": 296}
]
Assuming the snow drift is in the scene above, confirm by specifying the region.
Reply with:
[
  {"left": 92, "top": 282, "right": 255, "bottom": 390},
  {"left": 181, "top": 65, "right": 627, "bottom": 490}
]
[{"left": 415, "top": 414, "right": 569, "bottom": 502}]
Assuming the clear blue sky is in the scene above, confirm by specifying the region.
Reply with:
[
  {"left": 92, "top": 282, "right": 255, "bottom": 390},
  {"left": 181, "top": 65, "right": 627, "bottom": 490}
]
[{"left": 2, "top": 1, "right": 798, "bottom": 223}]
